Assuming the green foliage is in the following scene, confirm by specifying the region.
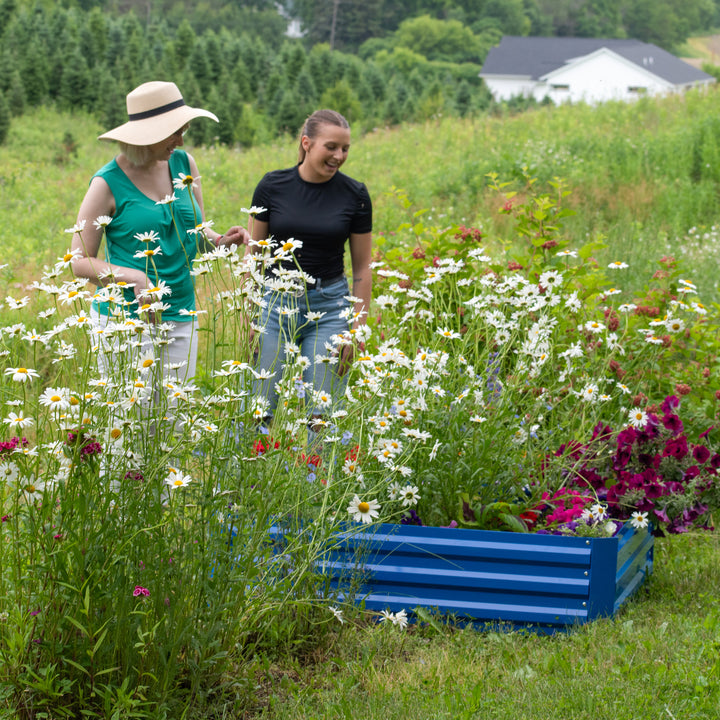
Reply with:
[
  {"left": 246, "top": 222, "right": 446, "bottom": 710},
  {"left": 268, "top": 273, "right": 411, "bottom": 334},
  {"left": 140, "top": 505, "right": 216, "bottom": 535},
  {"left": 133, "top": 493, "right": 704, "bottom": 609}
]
[
  {"left": 319, "top": 80, "right": 363, "bottom": 125},
  {"left": 393, "top": 15, "right": 486, "bottom": 64},
  {"left": 0, "top": 91, "right": 9, "bottom": 145}
]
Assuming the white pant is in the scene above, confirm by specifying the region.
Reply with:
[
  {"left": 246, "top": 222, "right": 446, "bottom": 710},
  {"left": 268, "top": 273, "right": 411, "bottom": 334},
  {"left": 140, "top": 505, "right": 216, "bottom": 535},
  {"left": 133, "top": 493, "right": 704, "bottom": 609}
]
[{"left": 90, "top": 308, "right": 199, "bottom": 389}]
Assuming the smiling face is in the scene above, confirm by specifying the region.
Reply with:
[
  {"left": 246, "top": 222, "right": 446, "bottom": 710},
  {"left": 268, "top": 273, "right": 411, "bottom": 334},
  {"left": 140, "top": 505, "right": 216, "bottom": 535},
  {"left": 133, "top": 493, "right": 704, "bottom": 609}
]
[
  {"left": 147, "top": 123, "right": 189, "bottom": 162},
  {"left": 298, "top": 123, "right": 351, "bottom": 183}
]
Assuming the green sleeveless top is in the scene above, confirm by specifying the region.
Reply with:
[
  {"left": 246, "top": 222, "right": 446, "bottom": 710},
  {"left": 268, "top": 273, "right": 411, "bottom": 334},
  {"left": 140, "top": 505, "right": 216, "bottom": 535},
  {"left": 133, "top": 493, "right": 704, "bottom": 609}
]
[{"left": 91, "top": 150, "right": 202, "bottom": 322}]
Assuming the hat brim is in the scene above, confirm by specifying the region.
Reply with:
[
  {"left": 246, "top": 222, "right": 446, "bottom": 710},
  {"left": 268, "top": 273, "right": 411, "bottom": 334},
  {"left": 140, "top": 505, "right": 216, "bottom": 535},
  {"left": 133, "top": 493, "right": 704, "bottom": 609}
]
[{"left": 98, "top": 106, "right": 219, "bottom": 145}]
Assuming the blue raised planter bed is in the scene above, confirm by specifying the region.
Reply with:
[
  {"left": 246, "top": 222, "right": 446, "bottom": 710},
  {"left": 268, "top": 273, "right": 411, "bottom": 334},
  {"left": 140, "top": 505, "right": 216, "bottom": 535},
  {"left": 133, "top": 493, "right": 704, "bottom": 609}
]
[{"left": 319, "top": 522, "right": 654, "bottom": 632}]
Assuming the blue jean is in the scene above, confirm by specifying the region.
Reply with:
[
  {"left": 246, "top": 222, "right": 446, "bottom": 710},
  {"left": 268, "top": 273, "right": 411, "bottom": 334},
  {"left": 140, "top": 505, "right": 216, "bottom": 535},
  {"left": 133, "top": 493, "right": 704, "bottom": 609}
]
[{"left": 254, "top": 276, "right": 350, "bottom": 419}]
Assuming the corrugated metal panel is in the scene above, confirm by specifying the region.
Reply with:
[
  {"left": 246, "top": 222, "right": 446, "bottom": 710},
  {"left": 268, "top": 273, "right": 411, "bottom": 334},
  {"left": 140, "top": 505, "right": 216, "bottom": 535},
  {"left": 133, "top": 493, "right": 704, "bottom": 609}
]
[{"left": 320, "top": 522, "right": 653, "bottom": 632}]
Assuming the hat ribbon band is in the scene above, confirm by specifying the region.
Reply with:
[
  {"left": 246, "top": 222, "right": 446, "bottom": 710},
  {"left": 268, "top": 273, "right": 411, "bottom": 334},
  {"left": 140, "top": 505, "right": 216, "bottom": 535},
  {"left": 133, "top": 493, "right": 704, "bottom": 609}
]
[{"left": 128, "top": 98, "right": 186, "bottom": 121}]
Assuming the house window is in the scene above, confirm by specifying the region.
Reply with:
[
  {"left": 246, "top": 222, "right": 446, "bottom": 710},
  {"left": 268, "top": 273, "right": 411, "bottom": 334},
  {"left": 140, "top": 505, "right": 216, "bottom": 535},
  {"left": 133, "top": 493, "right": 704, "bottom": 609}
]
[
  {"left": 551, "top": 84, "right": 570, "bottom": 90},
  {"left": 628, "top": 86, "right": 647, "bottom": 94}
]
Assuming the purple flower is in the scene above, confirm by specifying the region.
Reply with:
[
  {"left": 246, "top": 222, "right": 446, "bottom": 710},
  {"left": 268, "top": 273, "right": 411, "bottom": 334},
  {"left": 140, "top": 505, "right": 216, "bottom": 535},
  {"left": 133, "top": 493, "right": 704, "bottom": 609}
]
[
  {"left": 133, "top": 586, "right": 150, "bottom": 597},
  {"left": 661, "top": 413, "right": 684, "bottom": 436},
  {"left": 653, "top": 507, "right": 670, "bottom": 524},
  {"left": 401, "top": 509, "right": 424, "bottom": 526},
  {"left": 661, "top": 395, "right": 680, "bottom": 414}
]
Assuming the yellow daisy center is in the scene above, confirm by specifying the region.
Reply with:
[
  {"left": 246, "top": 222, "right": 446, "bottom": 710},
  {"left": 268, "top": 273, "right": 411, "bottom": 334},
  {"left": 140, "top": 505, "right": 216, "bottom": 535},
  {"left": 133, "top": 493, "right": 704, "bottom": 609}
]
[{"left": 358, "top": 502, "right": 370, "bottom": 513}]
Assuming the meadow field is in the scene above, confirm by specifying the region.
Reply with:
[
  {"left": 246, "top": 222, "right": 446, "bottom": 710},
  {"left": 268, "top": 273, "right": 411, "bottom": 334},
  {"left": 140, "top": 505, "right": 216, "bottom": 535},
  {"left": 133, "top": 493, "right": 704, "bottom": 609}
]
[{"left": 1, "top": 89, "right": 720, "bottom": 718}]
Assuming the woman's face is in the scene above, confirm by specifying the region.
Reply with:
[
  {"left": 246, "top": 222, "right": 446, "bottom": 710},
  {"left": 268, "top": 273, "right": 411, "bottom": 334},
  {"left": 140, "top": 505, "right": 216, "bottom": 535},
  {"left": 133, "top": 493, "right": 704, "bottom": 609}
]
[
  {"left": 148, "top": 124, "right": 188, "bottom": 162},
  {"left": 300, "top": 123, "right": 351, "bottom": 182}
]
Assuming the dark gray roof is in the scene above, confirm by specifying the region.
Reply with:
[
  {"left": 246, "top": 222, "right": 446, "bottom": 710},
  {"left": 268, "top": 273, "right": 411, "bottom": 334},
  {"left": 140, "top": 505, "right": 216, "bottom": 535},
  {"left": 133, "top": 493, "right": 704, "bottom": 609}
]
[{"left": 480, "top": 36, "right": 713, "bottom": 85}]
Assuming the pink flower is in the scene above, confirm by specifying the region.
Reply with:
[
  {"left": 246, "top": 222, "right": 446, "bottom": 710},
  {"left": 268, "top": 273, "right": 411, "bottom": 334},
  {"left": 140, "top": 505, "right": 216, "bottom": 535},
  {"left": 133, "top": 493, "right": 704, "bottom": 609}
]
[{"left": 133, "top": 586, "right": 150, "bottom": 597}]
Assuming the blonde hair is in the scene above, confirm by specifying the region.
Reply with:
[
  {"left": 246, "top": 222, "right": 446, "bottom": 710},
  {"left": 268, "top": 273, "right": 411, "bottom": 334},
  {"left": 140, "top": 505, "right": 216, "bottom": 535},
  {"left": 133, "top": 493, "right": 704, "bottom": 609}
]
[
  {"left": 297, "top": 109, "right": 350, "bottom": 164},
  {"left": 118, "top": 142, "right": 153, "bottom": 167}
]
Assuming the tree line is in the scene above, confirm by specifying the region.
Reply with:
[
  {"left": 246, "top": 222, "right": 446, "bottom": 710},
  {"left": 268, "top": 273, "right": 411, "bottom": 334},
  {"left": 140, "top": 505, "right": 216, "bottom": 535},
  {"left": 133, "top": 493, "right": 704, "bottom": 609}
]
[
  {"left": 55, "top": 0, "right": 720, "bottom": 52},
  {"left": 0, "top": 1, "right": 496, "bottom": 147},
  {"left": 0, "top": 0, "right": 718, "bottom": 147}
]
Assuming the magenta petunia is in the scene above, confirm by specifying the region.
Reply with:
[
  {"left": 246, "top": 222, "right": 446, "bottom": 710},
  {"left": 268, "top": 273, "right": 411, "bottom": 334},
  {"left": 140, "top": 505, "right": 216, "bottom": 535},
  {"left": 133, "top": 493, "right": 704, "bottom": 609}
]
[
  {"left": 692, "top": 445, "right": 711, "bottom": 464},
  {"left": 661, "top": 413, "right": 684, "bottom": 436},
  {"left": 660, "top": 395, "right": 680, "bottom": 414},
  {"left": 662, "top": 436, "right": 688, "bottom": 460}
]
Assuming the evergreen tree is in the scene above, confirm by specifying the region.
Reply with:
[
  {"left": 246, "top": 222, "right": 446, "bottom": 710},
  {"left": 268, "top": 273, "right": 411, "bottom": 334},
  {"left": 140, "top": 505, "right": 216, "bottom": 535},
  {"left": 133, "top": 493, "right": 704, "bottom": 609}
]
[
  {"left": 294, "top": 67, "right": 319, "bottom": 114},
  {"left": 319, "top": 79, "right": 363, "bottom": 123},
  {"left": 363, "top": 62, "right": 386, "bottom": 103},
  {"left": 202, "top": 31, "right": 224, "bottom": 84},
  {"left": 258, "top": 70, "right": 286, "bottom": 114},
  {"left": 276, "top": 87, "right": 306, "bottom": 136},
  {"left": 207, "top": 84, "right": 235, "bottom": 146},
  {"left": 235, "top": 103, "right": 260, "bottom": 148},
  {"left": 0, "top": 91, "right": 10, "bottom": 145},
  {"left": 174, "top": 19, "right": 197, "bottom": 71},
  {"left": 105, "top": 22, "right": 125, "bottom": 68},
  {"left": 233, "top": 58, "right": 252, "bottom": 99},
  {"left": 22, "top": 49, "right": 49, "bottom": 106},
  {"left": 96, "top": 64, "right": 126, "bottom": 130},
  {"left": 306, "top": 43, "right": 337, "bottom": 98},
  {"left": 8, "top": 70, "right": 26, "bottom": 117},
  {"left": 189, "top": 41, "right": 213, "bottom": 90},
  {"left": 280, "top": 40, "right": 308, "bottom": 86},
  {"left": 59, "top": 49, "right": 92, "bottom": 112},
  {"left": 86, "top": 7, "right": 109, "bottom": 67},
  {"left": 159, "top": 39, "right": 180, "bottom": 78},
  {"left": 0, "top": 50, "right": 15, "bottom": 93},
  {"left": 0, "top": 0, "right": 16, "bottom": 43},
  {"left": 181, "top": 72, "right": 213, "bottom": 146},
  {"left": 236, "top": 34, "right": 264, "bottom": 95}
]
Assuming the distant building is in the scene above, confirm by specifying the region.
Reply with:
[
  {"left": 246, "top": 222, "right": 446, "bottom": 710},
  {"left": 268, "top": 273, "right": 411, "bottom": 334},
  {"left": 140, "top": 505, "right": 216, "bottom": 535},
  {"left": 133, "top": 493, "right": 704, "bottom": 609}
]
[{"left": 480, "top": 36, "right": 715, "bottom": 104}]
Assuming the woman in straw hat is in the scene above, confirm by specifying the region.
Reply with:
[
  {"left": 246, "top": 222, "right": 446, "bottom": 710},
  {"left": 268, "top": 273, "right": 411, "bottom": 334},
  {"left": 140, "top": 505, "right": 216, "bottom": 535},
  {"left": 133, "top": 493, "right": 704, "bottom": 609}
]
[
  {"left": 248, "top": 109, "right": 372, "bottom": 437},
  {"left": 70, "top": 81, "right": 249, "bottom": 386}
]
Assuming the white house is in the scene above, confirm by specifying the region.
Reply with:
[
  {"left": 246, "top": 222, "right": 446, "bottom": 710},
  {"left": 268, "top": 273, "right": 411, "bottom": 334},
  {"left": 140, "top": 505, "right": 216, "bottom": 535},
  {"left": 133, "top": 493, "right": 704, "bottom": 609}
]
[{"left": 480, "top": 36, "right": 715, "bottom": 104}]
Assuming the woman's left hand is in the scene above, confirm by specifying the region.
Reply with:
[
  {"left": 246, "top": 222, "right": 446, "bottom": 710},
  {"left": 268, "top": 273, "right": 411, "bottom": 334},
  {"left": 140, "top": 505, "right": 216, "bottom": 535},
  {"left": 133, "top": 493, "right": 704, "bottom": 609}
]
[{"left": 219, "top": 225, "right": 251, "bottom": 246}]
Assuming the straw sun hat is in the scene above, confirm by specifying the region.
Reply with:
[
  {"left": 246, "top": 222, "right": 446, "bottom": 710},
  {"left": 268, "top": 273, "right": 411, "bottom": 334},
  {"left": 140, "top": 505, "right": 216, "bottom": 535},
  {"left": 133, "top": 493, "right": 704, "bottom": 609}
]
[{"left": 98, "top": 81, "right": 218, "bottom": 146}]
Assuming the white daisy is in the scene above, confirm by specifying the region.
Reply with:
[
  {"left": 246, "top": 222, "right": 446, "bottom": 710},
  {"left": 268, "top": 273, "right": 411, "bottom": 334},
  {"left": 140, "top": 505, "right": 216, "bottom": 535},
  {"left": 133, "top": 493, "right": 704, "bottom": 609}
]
[{"left": 347, "top": 495, "right": 381, "bottom": 524}]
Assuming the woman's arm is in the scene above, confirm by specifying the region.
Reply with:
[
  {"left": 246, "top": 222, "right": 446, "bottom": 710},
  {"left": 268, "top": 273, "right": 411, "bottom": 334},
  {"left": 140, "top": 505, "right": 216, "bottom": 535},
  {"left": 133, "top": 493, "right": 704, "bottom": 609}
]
[
  {"left": 70, "top": 176, "right": 151, "bottom": 299},
  {"left": 348, "top": 231, "right": 372, "bottom": 330},
  {"left": 338, "top": 231, "right": 372, "bottom": 375}
]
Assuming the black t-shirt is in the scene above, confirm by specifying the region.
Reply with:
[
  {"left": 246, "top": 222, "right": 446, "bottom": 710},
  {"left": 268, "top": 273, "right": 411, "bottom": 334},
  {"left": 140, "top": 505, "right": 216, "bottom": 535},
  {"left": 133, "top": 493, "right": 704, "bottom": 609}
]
[{"left": 251, "top": 166, "right": 372, "bottom": 281}]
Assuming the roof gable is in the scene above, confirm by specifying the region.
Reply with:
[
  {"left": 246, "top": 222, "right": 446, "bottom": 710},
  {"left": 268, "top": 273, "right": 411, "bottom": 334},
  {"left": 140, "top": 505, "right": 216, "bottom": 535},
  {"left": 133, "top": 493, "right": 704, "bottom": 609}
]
[
  {"left": 540, "top": 47, "right": 673, "bottom": 88},
  {"left": 481, "top": 36, "right": 713, "bottom": 85}
]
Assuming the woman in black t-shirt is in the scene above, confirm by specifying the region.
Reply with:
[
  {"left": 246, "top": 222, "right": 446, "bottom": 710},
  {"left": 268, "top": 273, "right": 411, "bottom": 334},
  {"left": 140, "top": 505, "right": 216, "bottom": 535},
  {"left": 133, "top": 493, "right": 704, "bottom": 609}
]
[{"left": 249, "top": 109, "right": 372, "bottom": 428}]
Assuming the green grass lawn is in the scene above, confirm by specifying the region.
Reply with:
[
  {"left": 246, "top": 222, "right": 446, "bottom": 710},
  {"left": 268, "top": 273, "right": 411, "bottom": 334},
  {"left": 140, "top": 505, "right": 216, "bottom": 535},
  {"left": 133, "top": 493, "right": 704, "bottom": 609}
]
[{"left": 247, "top": 532, "right": 720, "bottom": 720}]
